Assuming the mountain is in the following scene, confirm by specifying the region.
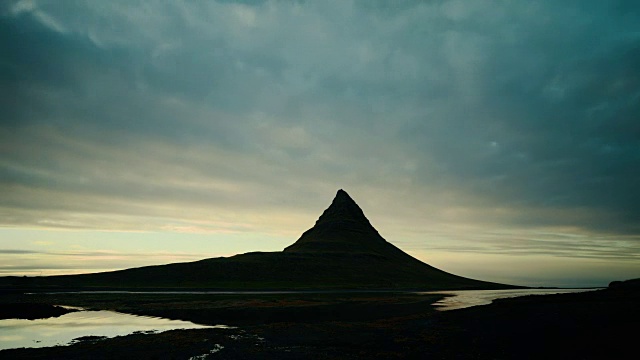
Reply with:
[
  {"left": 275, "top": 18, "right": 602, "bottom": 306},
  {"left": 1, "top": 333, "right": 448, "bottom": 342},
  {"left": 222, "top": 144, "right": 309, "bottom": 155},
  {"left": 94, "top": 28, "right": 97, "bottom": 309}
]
[
  {"left": 2, "top": 190, "right": 516, "bottom": 290},
  {"left": 284, "top": 189, "right": 391, "bottom": 254}
]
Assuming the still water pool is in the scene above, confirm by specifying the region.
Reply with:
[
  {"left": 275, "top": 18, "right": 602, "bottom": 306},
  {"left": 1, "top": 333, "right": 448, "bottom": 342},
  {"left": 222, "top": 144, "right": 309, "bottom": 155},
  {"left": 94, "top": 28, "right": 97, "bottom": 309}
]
[{"left": 0, "top": 309, "right": 227, "bottom": 350}]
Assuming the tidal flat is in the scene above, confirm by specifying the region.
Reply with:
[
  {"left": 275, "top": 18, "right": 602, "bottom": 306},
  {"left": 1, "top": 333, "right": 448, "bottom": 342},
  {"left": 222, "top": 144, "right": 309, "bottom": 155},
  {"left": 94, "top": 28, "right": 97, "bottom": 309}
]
[{"left": 0, "top": 286, "right": 637, "bottom": 359}]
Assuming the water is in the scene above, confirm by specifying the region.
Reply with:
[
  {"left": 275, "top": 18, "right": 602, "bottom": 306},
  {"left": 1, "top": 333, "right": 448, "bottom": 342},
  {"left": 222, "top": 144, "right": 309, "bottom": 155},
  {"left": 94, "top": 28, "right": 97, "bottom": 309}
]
[
  {"left": 0, "top": 309, "right": 229, "bottom": 350},
  {"left": 2, "top": 289, "right": 600, "bottom": 350},
  {"left": 421, "top": 288, "right": 600, "bottom": 311}
]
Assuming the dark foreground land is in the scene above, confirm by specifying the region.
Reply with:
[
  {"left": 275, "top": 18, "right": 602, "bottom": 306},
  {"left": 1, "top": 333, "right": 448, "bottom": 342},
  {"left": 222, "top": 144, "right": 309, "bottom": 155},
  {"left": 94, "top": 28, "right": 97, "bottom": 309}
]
[
  {"left": 1, "top": 281, "right": 638, "bottom": 359},
  {"left": 0, "top": 303, "right": 78, "bottom": 320}
]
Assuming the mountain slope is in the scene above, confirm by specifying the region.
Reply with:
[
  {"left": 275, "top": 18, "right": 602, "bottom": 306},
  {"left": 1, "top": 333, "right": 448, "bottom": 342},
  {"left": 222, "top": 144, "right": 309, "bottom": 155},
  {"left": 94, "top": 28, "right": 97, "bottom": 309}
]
[{"left": 2, "top": 190, "right": 516, "bottom": 290}]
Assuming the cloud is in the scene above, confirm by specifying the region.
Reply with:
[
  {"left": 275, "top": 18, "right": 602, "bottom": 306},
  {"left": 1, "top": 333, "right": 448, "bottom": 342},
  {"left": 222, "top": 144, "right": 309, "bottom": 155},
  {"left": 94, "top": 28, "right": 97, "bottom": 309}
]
[
  {"left": 0, "top": 248, "right": 222, "bottom": 275},
  {"left": 0, "top": 248, "right": 213, "bottom": 258},
  {"left": 0, "top": 249, "right": 37, "bottom": 254},
  {"left": 422, "top": 230, "right": 640, "bottom": 261},
  {"left": 1, "top": 0, "right": 639, "bottom": 266}
]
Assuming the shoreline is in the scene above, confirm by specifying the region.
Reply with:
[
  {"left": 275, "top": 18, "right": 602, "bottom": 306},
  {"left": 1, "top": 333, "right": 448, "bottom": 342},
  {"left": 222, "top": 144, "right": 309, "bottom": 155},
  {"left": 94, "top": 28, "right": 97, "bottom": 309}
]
[{"left": 1, "top": 284, "right": 637, "bottom": 359}]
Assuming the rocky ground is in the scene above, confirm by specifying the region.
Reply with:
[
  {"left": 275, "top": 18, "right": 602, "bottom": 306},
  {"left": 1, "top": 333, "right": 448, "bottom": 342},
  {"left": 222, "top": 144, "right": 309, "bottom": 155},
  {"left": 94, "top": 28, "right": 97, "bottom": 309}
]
[{"left": 1, "top": 282, "right": 638, "bottom": 359}]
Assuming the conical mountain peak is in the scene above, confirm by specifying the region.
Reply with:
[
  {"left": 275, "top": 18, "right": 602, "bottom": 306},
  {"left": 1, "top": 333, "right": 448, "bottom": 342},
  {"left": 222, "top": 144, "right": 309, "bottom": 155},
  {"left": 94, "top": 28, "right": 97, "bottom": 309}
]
[
  {"left": 283, "top": 189, "right": 386, "bottom": 254},
  {"left": 315, "top": 189, "right": 371, "bottom": 227}
]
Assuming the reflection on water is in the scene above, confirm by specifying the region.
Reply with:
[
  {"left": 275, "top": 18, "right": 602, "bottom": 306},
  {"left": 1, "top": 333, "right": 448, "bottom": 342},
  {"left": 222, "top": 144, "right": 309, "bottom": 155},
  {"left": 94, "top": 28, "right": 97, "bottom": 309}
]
[
  {"left": 0, "top": 309, "right": 228, "bottom": 350},
  {"left": 420, "top": 288, "right": 600, "bottom": 311}
]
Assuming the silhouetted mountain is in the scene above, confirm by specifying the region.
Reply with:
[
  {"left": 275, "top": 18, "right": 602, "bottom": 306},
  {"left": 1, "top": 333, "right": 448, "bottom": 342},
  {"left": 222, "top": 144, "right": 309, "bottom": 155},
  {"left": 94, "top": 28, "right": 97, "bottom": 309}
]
[
  {"left": 609, "top": 278, "right": 640, "bottom": 290},
  {"left": 285, "top": 189, "right": 393, "bottom": 254},
  {"left": 1, "top": 190, "right": 516, "bottom": 290}
]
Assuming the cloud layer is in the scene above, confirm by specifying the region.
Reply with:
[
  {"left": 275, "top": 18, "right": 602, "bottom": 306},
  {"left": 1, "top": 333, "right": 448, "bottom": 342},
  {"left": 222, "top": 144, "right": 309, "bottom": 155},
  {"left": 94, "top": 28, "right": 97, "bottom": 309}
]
[{"left": 1, "top": 0, "right": 639, "bottom": 278}]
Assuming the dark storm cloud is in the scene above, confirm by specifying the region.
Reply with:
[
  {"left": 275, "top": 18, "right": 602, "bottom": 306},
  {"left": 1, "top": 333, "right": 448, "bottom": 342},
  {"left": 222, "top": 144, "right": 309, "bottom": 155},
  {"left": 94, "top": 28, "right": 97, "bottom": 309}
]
[
  {"left": 1, "top": 0, "right": 639, "bottom": 246},
  {"left": 386, "top": 1, "right": 640, "bottom": 233},
  {"left": 0, "top": 13, "right": 238, "bottom": 145}
]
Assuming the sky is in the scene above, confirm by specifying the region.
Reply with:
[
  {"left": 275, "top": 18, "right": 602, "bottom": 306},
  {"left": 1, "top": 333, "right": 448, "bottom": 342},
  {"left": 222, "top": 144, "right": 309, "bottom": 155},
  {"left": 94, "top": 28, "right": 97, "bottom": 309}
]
[{"left": 1, "top": 0, "right": 639, "bottom": 288}]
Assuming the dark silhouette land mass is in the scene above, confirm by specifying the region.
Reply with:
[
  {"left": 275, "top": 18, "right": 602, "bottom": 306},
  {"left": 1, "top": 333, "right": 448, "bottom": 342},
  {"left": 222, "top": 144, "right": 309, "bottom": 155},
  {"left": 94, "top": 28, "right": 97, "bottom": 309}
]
[
  {"left": 2, "top": 190, "right": 514, "bottom": 290},
  {"left": 2, "top": 191, "right": 636, "bottom": 359}
]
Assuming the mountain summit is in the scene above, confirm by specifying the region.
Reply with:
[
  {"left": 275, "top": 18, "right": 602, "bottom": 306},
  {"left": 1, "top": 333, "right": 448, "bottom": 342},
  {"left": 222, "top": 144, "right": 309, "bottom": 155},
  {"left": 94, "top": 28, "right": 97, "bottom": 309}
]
[
  {"left": 315, "top": 189, "right": 373, "bottom": 227},
  {"left": 284, "top": 189, "right": 385, "bottom": 254},
  {"left": 5, "top": 190, "right": 517, "bottom": 290}
]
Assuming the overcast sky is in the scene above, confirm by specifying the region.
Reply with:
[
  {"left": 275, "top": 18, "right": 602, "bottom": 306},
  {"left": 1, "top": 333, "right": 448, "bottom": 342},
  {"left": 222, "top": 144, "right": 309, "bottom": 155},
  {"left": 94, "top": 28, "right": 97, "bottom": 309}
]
[{"left": 1, "top": 0, "right": 639, "bottom": 287}]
